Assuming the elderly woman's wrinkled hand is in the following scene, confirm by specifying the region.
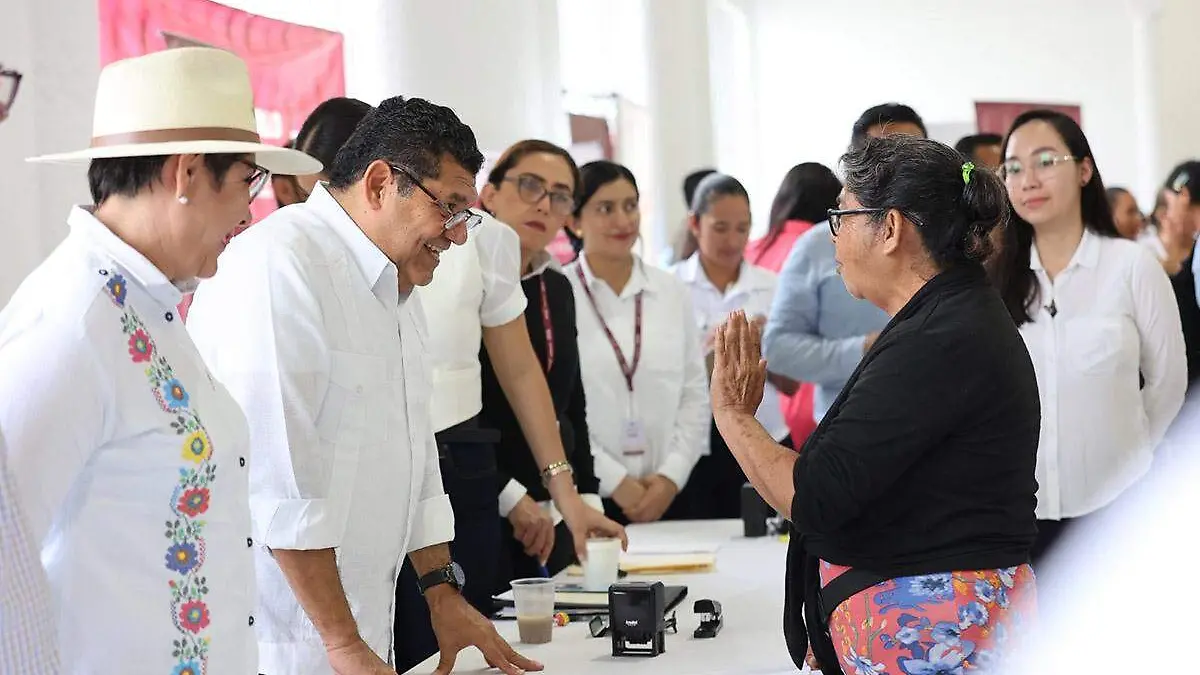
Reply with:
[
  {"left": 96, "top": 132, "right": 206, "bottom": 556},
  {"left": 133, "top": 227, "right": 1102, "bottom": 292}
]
[{"left": 711, "top": 310, "right": 768, "bottom": 416}]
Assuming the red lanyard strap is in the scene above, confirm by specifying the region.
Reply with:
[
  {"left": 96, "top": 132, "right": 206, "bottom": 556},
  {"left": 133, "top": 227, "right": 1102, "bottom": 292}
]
[
  {"left": 538, "top": 275, "right": 555, "bottom": 373},
  {"left": 575, "top": 264, "right": 642, "bottom": 392}
]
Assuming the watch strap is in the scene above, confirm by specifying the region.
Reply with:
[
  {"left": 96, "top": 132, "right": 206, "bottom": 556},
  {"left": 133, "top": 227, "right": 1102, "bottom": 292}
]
[{"left": 418, "top": 563, "right": 462, "bottom": 594}]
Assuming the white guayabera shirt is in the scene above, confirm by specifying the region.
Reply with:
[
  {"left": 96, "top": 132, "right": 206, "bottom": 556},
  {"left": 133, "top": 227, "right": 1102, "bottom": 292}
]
[
  {"left": 0, "top": 208, "right": 257, "bottom": 675},
  {"left": 188, "top": 183, "right": 454, "bottom": 675}
]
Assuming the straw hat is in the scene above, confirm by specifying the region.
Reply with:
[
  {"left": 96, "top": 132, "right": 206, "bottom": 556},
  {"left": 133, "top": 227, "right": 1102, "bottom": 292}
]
[{"left": 28, "top": 47, "right": 322, "bottom": 176}]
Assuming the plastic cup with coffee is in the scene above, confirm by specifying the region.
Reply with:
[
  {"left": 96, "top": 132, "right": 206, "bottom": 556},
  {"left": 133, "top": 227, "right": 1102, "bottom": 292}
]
[{"left": 510, "top": 578, "right": 556, "bottom": 644}]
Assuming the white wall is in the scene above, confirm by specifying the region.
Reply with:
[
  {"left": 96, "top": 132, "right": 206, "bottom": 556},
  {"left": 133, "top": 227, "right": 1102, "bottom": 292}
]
[
  {"left": 558, "top": 0, "right": 650, "bottom": 105},
  {"left": 0, "top": 0, "right": 99, "bottom": 302},
  {"left": 1155, "top": 0, "right": 1200, "bottom": 183},
  {"left": 746, "top": 0, "right": 1146, "bottom": 218}
]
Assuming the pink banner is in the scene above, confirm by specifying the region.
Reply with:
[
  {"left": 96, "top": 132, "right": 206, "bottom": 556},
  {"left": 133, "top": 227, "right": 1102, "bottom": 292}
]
[
  {"left": 99, "top": 0, "right": 345, "bottom": 224},
  {"left": 975, "top": 102, "right": 1083, "bottom": 136},
  {"left": 99, "top": 0, "right": 345, "bottom": 319}
]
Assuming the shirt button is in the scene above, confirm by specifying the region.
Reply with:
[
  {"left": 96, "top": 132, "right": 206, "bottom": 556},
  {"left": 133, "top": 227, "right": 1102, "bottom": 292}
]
[
  {"left": 247, "top": 537, "right": 253, "bottom": 548},
  {"left": 98, "top": 269, "right": 108, "bottom": 276},
  {"left": 239, "top": 457, "right": 246, "bottom": 467},
  {"left": 249, "top": 615, "right": 255, "bottom": 627},
  {"left": 165, "top": 312, "right": 174, "bottom": 322}
]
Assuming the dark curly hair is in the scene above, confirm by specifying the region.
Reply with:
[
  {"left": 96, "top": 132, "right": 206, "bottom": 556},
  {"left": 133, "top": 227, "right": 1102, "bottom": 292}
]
[
  {"left": 840, "top": 134, "right": 1008, "bottom": 269},
  {"left": 327, "top": 96, "right": 483, "bottom": 190}
]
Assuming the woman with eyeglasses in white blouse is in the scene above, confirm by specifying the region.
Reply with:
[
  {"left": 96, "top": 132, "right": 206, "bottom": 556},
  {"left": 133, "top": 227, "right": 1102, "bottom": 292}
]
[
  {"left": 565, "top": 161, "right": 710, "bottom": 524},
  {"left": 989, "top": 109, "right": 1186, "bottom": 567}
]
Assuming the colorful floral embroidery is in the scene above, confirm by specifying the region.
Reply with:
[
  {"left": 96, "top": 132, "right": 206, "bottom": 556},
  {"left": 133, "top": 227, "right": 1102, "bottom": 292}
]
[
  {"left": 160, "top": 379, "right": 190, "bottom": 410},
  {"left": 177, "top": 488, "right": 210, "bottom": 517},
  {"left": 129, "top": 329, "right": 153, "bottom": 362},
  {"left": 178, "top": 600, "right": 212, "bottom": 634},
  {"left": 182, "top": 430, "right": 212, "bottom": 464},
  {"left": 105, "top": 271, "right": 216, "bottom": 674},
  {"left": 106, "top": 273, "right": 128, "bottom": 307},
  {"left": 165, "top": 542, "right": 200, "bottom": 574}
]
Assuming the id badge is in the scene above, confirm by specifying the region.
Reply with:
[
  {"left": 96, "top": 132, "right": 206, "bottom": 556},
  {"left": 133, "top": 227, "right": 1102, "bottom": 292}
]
[{"left": 621, "top": 419, "right": 648, "bottom": 457}]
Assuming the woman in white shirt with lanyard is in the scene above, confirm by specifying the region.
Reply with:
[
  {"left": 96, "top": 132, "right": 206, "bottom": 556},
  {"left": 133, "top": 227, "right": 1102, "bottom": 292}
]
[
  {"left": 989, "top": 109, "right": 1186, "bottom": 567},
  {"left": 565, "top": 161, "right": 710, "bottom": 524},
  {"left": 673, "top": 173, "right": 794, "bottom": 519}
]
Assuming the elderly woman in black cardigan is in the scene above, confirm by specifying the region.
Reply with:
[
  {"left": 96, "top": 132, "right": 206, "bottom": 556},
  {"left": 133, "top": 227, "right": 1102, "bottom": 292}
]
[{"left": 711, "top": 136, "right": 1041, "bottom": 675}]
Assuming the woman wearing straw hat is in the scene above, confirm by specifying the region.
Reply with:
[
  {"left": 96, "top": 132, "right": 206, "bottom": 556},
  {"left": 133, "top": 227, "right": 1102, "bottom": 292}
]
[{"left": 0, "top": 47, "right": 320, "bottom": 674}]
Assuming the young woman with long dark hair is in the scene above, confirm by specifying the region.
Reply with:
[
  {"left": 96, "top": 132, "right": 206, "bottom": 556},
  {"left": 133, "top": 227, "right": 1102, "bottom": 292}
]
[{"left": 989, "top": 110, "right": 1185, "bottom": 565}]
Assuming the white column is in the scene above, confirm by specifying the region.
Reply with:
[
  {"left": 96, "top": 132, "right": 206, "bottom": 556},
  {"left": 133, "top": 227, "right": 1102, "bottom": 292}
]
[
  {"left": 368, "top": 0, "right": 568, "bottom": 155},
  {"left": 1126, "top": 0, "right": 1164, "bottom": 206},
  {"left": 221, "top": 0, "right": 568, "bottom": 157},
  {"left": 644, "top": 0, "right": 717, "bottom": 260}
]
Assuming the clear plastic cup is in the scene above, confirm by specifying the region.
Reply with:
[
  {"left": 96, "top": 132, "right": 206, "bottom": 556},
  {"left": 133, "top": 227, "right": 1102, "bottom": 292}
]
[
  {"left": 510, "top": 578, "right": 555, "bottom": 644},
  {"left": 583, "top": 537, "right": 621, "bottom": 592}
]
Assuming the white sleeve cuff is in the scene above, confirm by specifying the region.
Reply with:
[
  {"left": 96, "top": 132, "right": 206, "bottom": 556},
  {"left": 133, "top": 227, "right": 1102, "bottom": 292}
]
[
  {"left": 582, "top": 493, "right": 604, "bottom": 513},
  {"left": 657, "top": 453, "right": 697, "bottom": 493},
  {"left": 405, "top": 493, "right": 455, "bottom": 553},
  {"left": 592, "top": 450, "right": 630, "bottom": 498},
  {"left": 253, "top": 497, "right": 348, "bottom": 550},
  {"left": 480, "top": 292, "right": 528, "bottom": 328},
  {"left": 497, "top": 479, "right": 529, "bottom": 517}
]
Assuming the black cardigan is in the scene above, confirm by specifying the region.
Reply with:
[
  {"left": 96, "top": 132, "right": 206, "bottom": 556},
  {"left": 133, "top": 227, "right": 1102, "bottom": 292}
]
[
  {"left": 783, "top": 264, "right": 1040, "bottom": 672},
  {"left": 478, "top": 267, "right": 600, "bottom": 501}
]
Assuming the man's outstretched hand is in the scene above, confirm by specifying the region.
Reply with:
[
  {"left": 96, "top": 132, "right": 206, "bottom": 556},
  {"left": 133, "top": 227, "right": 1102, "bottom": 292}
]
[{"left": 428, "top": 587, "right": 544, "bottom": 675}]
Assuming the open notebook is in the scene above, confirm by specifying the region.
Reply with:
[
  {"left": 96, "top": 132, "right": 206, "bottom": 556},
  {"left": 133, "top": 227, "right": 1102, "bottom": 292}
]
[{"left": 559, "top": 551, "right": 717, "bottom": 577}]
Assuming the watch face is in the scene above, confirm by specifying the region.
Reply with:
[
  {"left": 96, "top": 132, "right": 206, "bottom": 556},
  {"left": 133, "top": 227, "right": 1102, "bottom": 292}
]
[{"left": 450, "top": 561, "right": 466, "bottom": 588}]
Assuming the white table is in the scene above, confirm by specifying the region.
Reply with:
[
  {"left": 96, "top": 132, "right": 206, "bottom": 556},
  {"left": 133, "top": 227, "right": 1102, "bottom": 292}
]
[{"left": 403, "top": 520, "right": 803, "bottom": 675}]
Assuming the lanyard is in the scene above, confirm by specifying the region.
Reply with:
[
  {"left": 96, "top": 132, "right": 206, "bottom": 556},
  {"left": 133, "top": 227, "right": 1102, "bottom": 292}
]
[
  {"left": 575, "top": 265, "right": 643, "bottom": 392},
  {"left": 538, "top": 275, "right": 555, "bottom": 373}
]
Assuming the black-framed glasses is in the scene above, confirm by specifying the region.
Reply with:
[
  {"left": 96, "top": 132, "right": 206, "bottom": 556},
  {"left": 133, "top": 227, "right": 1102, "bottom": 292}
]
[
  {"left": 236, "top": 159, "right": 271, "bottom": 200},
  {"left": 387, "top": 163, "right": 483, "bottom": 232},
  {"left": 0, "top": 65, "right": 22, "bottom": 116},
  {"left": 503, "top": 173, "right": 575, "bottom": 217},
  {"left": 827, "top": 208, "right": 884, "bottom": 236}
]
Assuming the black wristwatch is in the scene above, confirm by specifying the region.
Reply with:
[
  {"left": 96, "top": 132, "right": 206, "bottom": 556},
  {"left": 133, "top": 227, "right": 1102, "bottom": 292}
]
[{"left": 418, "top": 561, "right": 465, "bottom": 594}]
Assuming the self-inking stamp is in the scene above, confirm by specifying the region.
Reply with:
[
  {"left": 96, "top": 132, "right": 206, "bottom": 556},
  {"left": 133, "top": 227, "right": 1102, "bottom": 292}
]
[{"left": 608, "top": 581, "right": 667, "bottom": 657}]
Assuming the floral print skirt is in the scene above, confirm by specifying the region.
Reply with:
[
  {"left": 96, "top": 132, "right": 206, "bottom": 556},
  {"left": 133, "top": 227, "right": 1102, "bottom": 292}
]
[{"left": 818, "top": 561, "right": 1036, "bottom": 674}]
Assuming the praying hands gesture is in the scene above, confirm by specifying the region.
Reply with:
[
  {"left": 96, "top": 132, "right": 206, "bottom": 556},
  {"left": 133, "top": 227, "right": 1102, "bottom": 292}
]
[{"left": 711, "top": 310, "right": 768, "bottom": 417}]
